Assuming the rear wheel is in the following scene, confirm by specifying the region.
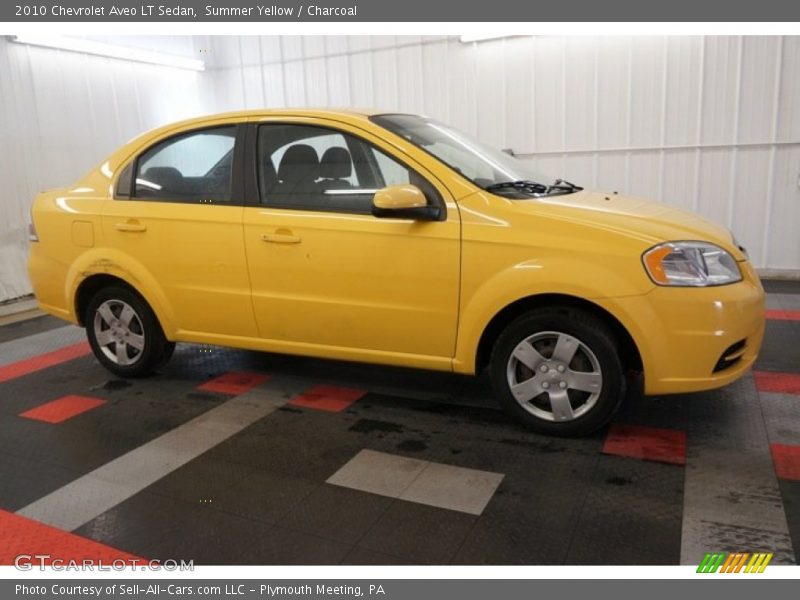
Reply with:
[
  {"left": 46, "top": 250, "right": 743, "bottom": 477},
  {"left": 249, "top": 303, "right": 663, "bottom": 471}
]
[
  {"left": 490, "top": 308, "right": 625, "bottom": 436},
  {"left": 85, "top": 286, "right": 174, "bottom": 377}
]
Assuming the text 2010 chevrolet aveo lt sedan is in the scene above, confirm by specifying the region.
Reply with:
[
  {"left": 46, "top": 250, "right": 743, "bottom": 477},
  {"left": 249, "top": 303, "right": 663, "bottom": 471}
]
[{"left": 28, "top": 110, "right": 765, "bottom": 436}]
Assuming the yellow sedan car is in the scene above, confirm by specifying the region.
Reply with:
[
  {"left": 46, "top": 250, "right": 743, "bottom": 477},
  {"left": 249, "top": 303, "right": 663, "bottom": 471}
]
[{"left": 28, "top": 109, "right": 765, "bottom": 436}]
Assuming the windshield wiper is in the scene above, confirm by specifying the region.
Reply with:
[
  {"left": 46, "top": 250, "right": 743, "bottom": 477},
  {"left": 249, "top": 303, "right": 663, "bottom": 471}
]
[
  {"left": 485, "top": 180, "right": 549, "bottom": 194},
  {"left": 549, "top": 178, "right": 584, "bottom": 193}
]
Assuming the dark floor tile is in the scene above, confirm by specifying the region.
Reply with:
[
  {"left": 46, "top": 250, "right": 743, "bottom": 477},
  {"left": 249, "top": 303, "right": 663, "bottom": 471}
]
[
  {"left": 340, "top": 546, "right": 418, "bottom": 565},
  {"left": 280, "top": 484, "right": 392, "bottom": 545},
  {"left": 146, "top": 457, "right": 256, "bottom": 505},
  {"left": 565, "top": 455, "right": 684, "bottom": 564},
  {"left": 452, "top": 519, "right": 571, "bottom": 565},
  {"left": 0, "top": 414, "right": 141, "bottom": 474},
  {"left": 66, "top": 386, "right": 226, "bottom": 437},
  {"left": 236, "top": 525, "right": 352, "bottom": 565},
  {"left": 75, "top": 491, "right": 274, "bottom": 565},
  {"left": 565, "top": 538, "right": 676, "bottom": 565},
  {"left": 684, "top": 379, "right": 771, "bottom": 451},
  {"left": 0, "top": 454, "right": 79, "bottom": 511},
  {"left": 357, "top": 501, "right": 476, "bottom": 564},
  {"left": 0, "top": 314, "right": 66, "bottom": 343},
  {"left": 777, "top": 479, "right": 800, "bottom": 564},
  {"left": 614, "top": 391, "right": 690, "bottom": 431},
  {"left": 204, "top": 411, "right": 365, "bottom": 481},
  {"left": 762, "top": 280, "right": 800, "bottom": 294},
  {"left": 352, "top": 392, "right": 513, "bottom": 434},
  {"left": 451, "top": 466, "right": 591, "bottom": 564},
  {"left": 756, "top": 321, "right": 800, "bottom": 374},
  {"left": 212, "top": 469, "right": 320, "bottom": 525},
  {"left": 161, "top": 345, "right": 269, "bottom": 382}
]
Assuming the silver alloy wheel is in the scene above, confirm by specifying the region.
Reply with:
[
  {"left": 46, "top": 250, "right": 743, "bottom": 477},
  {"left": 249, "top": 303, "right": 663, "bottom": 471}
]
[
  {"left": 506, "top": 331, "right": 603, "bottom": 422},
  {"left": 92, "top": 299, "right": 145, "bottom": 366}
]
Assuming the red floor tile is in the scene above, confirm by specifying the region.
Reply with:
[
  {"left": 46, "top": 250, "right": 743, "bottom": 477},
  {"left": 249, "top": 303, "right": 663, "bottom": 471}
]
[
  {"left": 20, "top": 395, "right": 106, "bottom": 424},
  {"left": 289, "top": 384, "right": 366, "bottom": 412},
  {"left": 0, "top": 341, "right": 91, "bottom": 385},
  {"left": 602, "top": 423, "right": 687, "bottom": 465},
  {"left": 754, "top": 371, "right": 800, "bottom": 395},
  {"left": 771, "top": 444, "right": 800, "bottom": 481},
  {"left": 765, "top": 309, "right": 800, "bottom": 322},
  {"left": 0, "top": 509, "right": 143, "bottom": 566},
  {"left": 198, "top": 371, "right": 271, "bottom": 395}
]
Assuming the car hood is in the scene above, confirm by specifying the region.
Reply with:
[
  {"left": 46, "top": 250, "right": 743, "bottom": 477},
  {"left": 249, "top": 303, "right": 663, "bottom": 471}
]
[{"left": 526, "top": 189, "right": 746, "bottom": 260}]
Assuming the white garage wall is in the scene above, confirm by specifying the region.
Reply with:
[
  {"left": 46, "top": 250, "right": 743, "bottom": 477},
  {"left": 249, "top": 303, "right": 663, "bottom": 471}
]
[
  {"left": 0, "top": 36, "right": 211, "bottom": 302},
  {"left": 1, "top": 35, "right": 798, "bottom": 304},
  {"left": 205, "top": 35, "right": 800, "bottom": 276}
]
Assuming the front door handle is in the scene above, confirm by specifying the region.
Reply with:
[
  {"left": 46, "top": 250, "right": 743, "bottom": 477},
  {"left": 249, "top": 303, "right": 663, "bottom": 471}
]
[
  {"left": 261, "top": 231, "right": 301, "bottom": 244},
  {"left": 115, "top": 220, "right": 147, "bottom": 233}
]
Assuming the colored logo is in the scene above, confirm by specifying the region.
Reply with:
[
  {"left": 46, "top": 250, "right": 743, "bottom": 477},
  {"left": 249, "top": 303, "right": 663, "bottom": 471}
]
[{"left": 697, "top": 552, "right": 773, "bottom": 573}]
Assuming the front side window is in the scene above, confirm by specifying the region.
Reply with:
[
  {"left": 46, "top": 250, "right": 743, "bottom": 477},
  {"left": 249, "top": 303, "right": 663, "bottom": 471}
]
[
  {"left": 133, "top": 126, "right": 237, "bottom": 203},
  {"left": 257, "top": 123, "right": 438, "bottom": 214}
]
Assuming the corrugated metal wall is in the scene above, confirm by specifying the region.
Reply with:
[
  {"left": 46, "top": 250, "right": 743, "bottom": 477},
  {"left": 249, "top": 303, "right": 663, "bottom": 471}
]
[
  {"left": 1, "top": 35, "right": 798, "bottom": 303},
  {"left": 207, "top": 35, "right": 800, "bottom": 276},
  {"left": 0, "top": 36, "right": 211, "bottom": 302}
]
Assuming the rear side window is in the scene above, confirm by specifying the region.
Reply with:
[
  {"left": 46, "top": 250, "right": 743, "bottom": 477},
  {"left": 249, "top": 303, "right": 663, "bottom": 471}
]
[
  {"left": 133, "top": 126, "right": 237, "bottom": 203},
  {"left": 116, "top": 163, "right": 133, "bottom": 198}
]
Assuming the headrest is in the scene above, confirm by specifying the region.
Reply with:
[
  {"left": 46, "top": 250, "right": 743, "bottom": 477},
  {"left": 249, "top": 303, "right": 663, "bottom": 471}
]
[
  {"left": 319, "top": 147, "right": 352, "bottom": 180},
  {"left": 278, "top": 144, "right": 319, "bottom": 183},
  {"left": 143, "top": 166, "right": 183, "bottom": 187}
]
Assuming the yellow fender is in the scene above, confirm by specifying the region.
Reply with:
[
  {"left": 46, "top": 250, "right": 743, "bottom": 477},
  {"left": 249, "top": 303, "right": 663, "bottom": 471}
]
[
  {"left": 453, "top": 256, "right": 654, "bottom": 374},
  {"left": 65, "top": 247, "right": 178, "bottom": 339}
]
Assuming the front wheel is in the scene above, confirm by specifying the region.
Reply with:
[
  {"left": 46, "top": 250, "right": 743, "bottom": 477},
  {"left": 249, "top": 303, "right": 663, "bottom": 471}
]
[
  {"left": 490, "top": 308, "right": 626, "bottom": 437},
  {"left": 85, "top": 286, "right": 174, "bottom": 378}
]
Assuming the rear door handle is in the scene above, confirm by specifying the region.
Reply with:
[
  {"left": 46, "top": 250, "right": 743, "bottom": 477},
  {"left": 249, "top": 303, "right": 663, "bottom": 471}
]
[
  {"left": 261, "top": 232, "right": 301, "bottom": 244},
  {"left": 115, "top": 220, "right": 147, "bottom": 233}
]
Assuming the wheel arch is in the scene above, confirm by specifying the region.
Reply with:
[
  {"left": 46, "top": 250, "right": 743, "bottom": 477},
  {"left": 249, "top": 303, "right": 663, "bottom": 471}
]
[
  {"left": 473, "top": 293, "right": 643, "bottom": 376},
  {"left": 74, "top": 273, "right": 175, "bottom": 340}
]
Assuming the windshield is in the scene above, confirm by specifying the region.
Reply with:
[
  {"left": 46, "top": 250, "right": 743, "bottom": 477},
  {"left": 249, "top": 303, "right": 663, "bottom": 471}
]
[{"left": 371, "top": 114, "right": 578, "bottom": 197}]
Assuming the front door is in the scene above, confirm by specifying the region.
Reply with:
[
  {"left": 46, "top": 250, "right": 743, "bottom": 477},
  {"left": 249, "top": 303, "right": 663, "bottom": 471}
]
[{"left": 243, "top": 119, "right": 460, "bottom": 364}]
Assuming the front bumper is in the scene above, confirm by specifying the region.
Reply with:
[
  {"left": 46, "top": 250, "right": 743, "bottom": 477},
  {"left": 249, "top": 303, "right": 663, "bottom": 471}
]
[{"left": 601, "top": 262, "right": 765, "bottom": 395}]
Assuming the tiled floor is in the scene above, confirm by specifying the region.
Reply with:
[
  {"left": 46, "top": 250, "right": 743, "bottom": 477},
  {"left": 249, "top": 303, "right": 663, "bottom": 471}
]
[{"left": 0, "top": 281, "right": 798, "bottom": 565}]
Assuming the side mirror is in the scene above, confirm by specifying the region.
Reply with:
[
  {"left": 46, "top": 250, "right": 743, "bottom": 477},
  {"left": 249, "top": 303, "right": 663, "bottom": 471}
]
[{"left": 372, "top": 185, "right": 441, "bottom": 221}]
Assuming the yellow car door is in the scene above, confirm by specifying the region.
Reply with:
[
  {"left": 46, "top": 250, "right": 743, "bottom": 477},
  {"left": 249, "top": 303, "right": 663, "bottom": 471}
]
[
  {"left": 102, "top": 123, "right": 258, "bottom": 339},
  {"left": 242, "top": 118, "right": 461, "bottom": 370}
]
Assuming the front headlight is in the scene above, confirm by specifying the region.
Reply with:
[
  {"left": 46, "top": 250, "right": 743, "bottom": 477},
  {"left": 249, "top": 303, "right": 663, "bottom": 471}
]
[{"left": 642, "top": 241, "right": 742, "bottom": 287}]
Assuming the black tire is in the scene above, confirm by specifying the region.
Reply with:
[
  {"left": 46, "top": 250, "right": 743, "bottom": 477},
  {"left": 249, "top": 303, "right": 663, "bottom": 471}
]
[
  {"left": 85, "top": 285, "right": 174, "bottom": 378},
  {"left": 152, "top": 339, "right": 176, "bottom": 371},
  {"left": 490, "top": 307, "right": 625, "bottom": 437}
]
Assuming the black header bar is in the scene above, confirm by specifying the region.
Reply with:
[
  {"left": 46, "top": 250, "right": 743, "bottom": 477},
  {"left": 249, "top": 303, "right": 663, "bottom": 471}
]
[{"left": 3, "top": 0, "right": 800, "bottom": 22}]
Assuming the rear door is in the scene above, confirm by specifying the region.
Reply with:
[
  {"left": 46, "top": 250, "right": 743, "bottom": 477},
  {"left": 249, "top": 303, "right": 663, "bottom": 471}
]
[{"left": 103, "top": 122, "right": 257, "bottom": 338}]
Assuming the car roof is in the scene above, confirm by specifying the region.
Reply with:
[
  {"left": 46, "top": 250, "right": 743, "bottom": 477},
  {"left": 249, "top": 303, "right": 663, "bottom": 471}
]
[
  {"left": 100, "top": 109, "right": 421, "bottom": 173},
  {"left": 133, "top": 108, "right": 413, "bottom": 143},
  {"left": 193, "top": 107, "right": 397, "bottom": 120}
]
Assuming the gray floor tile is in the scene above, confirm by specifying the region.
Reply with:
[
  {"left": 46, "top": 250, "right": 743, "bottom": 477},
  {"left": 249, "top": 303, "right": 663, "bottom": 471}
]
[
  {"left": 326, "top": 449, "right": 427, "bottom": 498},
  {"left": 399, "top": 462, "right": 504, "bottom": 515}
]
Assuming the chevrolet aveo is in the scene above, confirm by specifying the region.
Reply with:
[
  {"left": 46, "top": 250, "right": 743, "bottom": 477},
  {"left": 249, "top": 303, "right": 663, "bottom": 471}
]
[{"left": 28, "top": 110, "right": 765, "bottom": 436}]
